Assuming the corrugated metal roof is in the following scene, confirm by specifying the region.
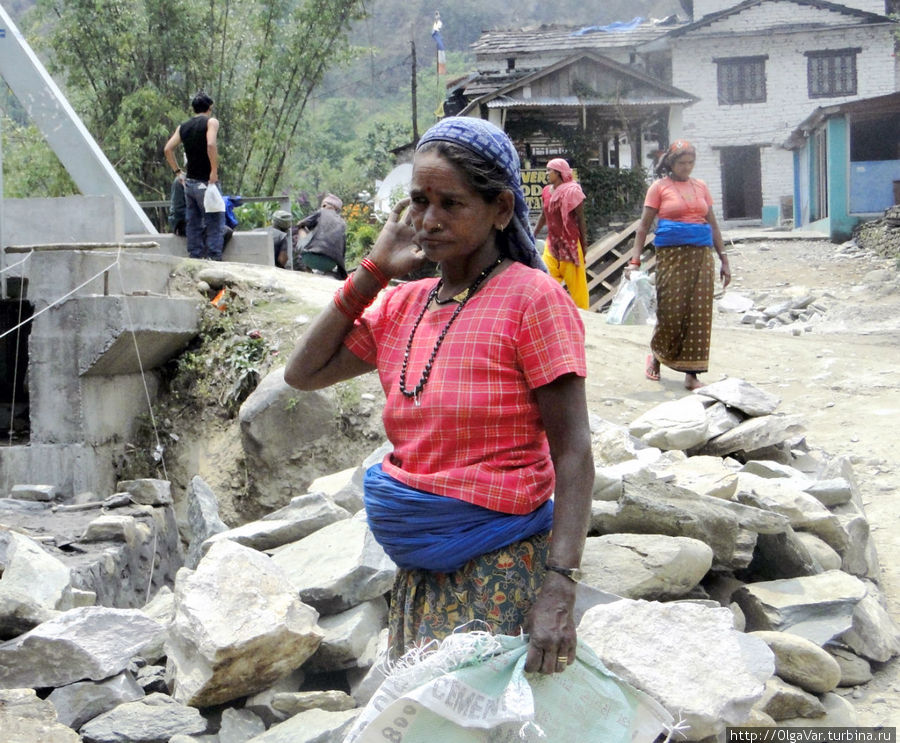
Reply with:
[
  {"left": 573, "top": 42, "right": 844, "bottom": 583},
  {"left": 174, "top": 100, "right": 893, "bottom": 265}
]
[
  {"left": 470, "top": 20, "right": 685, "bottom": 57},
  {"left": 485, "top": 96, "right": 694, "bottom": 108}
]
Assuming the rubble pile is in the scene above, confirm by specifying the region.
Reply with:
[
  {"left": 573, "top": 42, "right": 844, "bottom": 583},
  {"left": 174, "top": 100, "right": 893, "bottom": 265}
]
[
  {"left": 1, "top": 379, "right": 898, "bottom": 742},
  {"left": 854, "top": 205, "right": 900, "bottom": 259}
]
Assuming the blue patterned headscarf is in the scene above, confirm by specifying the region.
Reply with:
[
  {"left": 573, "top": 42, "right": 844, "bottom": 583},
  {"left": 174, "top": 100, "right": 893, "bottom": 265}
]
[{"left": 416, "top": 117, "right": 545, "bottom": 271}]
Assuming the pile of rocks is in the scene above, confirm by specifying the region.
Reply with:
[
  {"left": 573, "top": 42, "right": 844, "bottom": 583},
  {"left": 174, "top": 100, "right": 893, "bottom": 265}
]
[
  {"left": 855, "top": 205, "right": 900, "bottom": 259},
  {"left": 717, "top": 287, "right": 831, "bottom": 333},
  {"left": 1, "top": 377, "right": 897, "bottom": 742}
]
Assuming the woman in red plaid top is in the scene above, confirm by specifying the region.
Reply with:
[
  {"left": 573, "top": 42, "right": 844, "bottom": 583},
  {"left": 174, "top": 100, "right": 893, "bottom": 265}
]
[{"left": 285, "top": 118, "right": 593, "bottom": 675}]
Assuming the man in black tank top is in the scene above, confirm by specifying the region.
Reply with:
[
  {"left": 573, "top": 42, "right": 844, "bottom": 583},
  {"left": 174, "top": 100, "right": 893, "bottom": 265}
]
[{"left": 164, "top": 92, "right": 225, "bottom": 260}]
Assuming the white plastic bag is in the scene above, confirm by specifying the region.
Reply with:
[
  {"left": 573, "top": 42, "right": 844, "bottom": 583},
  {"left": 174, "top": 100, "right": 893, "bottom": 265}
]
[
  {"left": 606, "top": 271, "right": 656, "bottom": 325},
  {"left": 343, "top": 632, "right": 673, "bottom": 743},
  {"left": 203, "top": 183, "right": 226, "bottom": 213}
]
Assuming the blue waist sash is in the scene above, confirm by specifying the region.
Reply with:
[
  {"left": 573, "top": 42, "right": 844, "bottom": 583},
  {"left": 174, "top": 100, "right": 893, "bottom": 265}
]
[
  {"left": 363, "top": 463, "right": 553, "bottom": 573},
  {"left": 654, "top": 219, "right": 713, "bottom": 247}
]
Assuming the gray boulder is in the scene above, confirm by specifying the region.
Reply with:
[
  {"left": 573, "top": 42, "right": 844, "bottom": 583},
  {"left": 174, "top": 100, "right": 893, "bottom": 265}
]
[
  {"left": 165, "top": 540, "right": 323, "bottom": 707},
  {"left": 628, "top": 395, "right": 709, "bottom": 451},
  {"left": 0, "top": 527, "right": 72, "bottom": 638},
  {"left": 580, "top": 533, "right": 713, "bottom": 600},
  {"left": 239, "top": 366, "right": 341, "bottom": 512},
  {"left": 733, "top": 570, "right": 867, "bottom": 645},
  {"left": 270, "top": 516, "right": 396, "bottom": 615},
  {"left": 184, "top": 476, "right": 229, "bottom": 569},
  {"left": 579, "top": 599, "right": 773, "bottom": 740},
  {"left": 244, "top": 707, "right": 358, "bottom": 743},
  {"left": 305, "top": 597, "right": 389, "bottom": 672},
  {"left": 0, "top": 606, "right": 165, "bottom": 689},
  {"left": 47, "top": 671, "right": 145, "bottom": 729},
  {"left": 756, "top": 676, "right": 826, "bottom": 721},
  {"left": 201, "top": 491, "right": 350, "bottom": 555},
  {"left": 694, "top": 378, "right": 781, "bottom": 417},
  {"left": 700, "top": 414, "right": 805, "bottom": 458},
  {"left": 749, "top": 630, "right": 841, "bottom": 694},
  {"left": 78, "top": 692, "right": 207, "bottom": 743},
  {"left": 116, "top": 479, "right": 173, "bottom": 506},
  {"left": 0, "top": 688, "right": 81, "bottom": 743}
]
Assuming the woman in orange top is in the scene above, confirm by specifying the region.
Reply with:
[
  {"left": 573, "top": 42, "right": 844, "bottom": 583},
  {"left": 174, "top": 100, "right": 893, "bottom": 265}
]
[
  {"left": 627, "top": 141, "right": 731, "bottom": 389},
  {"left": 534, "top": 158, "right": 590, "bottom": 309}
]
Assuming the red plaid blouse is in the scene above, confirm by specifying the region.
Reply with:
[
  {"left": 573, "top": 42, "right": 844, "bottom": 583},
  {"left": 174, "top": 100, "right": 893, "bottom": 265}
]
[{"left": 344, "top": 262, "right": 586, "bottom": 514}]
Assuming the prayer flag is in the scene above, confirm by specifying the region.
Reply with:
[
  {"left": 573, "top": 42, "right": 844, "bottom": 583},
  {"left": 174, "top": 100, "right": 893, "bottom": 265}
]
[{"left": 432, "top": 12, "right": 447, "bottom": 75}]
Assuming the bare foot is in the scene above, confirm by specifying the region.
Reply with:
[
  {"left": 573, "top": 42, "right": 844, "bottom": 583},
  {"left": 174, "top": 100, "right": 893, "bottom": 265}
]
[
  {"left": 645, "top": 354, "right": 661, "bottom": 381},
  {"left": 684, "top": 373, "right": 704, "bottom": 390}
]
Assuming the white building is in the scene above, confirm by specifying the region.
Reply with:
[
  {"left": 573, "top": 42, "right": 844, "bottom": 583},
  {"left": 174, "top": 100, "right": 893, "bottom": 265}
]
[
  {"left": 459, "top": 0, "right": 899, "bottom": 225},
  {"left": 641, "top": 0, "right": 898, "bottom": 223}
]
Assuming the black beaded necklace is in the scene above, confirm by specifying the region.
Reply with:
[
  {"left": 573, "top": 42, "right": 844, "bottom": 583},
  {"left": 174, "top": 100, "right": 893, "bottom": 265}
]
[{"left": 398, "top": 255, "right": 504, "bottom": 405}]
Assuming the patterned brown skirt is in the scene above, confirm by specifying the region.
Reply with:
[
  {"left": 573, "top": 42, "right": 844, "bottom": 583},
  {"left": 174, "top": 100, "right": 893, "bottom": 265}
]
[
  {"left": 387, "top": 531, "right": 550, "bottom": 660},
  {"left": 650, "top": 245, "right": 715, "bottom": 374}
]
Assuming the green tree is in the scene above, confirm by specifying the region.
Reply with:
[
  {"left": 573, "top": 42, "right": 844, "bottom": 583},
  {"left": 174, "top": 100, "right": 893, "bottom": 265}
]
[
  {"left": 29, "top": 0, "right": 366, "bottom": 201},
  {"left": 0, "top": 114, "right": 77, "bottom": 197}
]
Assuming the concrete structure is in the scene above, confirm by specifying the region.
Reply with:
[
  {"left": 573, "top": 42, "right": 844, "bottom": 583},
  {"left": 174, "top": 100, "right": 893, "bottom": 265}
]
[
  {"left": 126, "top": 231, "right": 275, "bottom": 268},
  {"left": 4, "top": 196, "right": 126, "bottom": 246},
  {"left": 785, "top": 91, "right": 900, "bottom": 241},
  {"left": 0, "top": 192, "right": 275, "bottom": 497},
  {"left": 1, "top": 244, "right": 200, "bottom": 498}
]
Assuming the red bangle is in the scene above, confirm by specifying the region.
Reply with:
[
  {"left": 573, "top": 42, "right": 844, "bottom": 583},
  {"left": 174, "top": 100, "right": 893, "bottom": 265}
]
[
  {"left": 629, "top": 259, "right": 641, "bottom": 266},
  {"left": 359, "top": 257, "right": 389, "bottom": 287}
]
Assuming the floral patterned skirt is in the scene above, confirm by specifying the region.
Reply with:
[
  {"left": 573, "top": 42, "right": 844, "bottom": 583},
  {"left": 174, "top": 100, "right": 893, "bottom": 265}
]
[{"left": 387, "top": 531, "right": 550, "bottom": 660}]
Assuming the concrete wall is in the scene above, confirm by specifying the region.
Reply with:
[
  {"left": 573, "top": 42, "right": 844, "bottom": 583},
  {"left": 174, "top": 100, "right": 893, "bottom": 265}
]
[
  {"left": 0, "top": 246, "right": 200, "bottom": 499},
  {"left": 0, "top": 442, "right": 120, "bottom": 499},
  {"left": 670, "top": 17, "right": 896, "bottom": 220},
  {"left": 125, "top": 231, "right": 275, "bottom": 267},
  {"left": 3, "top": 196, "right": 124, "bottom": 245}
]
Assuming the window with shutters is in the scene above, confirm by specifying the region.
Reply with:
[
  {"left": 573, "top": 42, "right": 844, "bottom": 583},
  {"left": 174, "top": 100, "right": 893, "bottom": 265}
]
[
  {"left": 716, "top": 56, "right": 767, "bottom": 105},
  {"left": 806, "top": 49, "right": 859, "bottom": 99}
]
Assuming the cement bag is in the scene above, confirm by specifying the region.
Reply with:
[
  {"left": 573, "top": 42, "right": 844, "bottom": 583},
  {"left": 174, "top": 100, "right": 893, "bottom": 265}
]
[
  {"left": 203, "top": 183, "right": 226, "bottom": 213},
  {"left": 606, "top": 271, "right": 656, "bottom": 326},
  {"left": 343, "top": 632, "right": 673, "bottom": 743}
]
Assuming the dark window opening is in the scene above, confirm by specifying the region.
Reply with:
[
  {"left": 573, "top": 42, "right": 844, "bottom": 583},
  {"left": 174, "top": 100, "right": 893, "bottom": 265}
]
[
  {"left": 720, "top": 146, "right": 762, "bottom": 219},
  {"left": 850, "top": 114, "right": 900, "bottom": 161},
  {"left": 806, "top": 49, "right": 859, "bottom": 99},
  {"left": 507, "top": 57, "right": 516, "bottom": 71},
  {"left": 1, "top": 290, "right": 33, "bottom": 444},
  {"left": 716, "top": 56, "right": 767, "bottom": 104}
]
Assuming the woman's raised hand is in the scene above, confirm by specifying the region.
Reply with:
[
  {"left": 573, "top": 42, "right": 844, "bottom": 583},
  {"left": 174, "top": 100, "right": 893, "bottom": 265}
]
[{"left": 367, "top": 198, "right": 426, "bottom": 279}]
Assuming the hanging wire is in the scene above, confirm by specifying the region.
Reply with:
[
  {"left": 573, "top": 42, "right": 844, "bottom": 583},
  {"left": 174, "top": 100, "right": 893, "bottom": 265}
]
[
  {"left": 0, "top": 256, "right": 120, "bottom": 341},
  {"left": 113, "top": 247, "right": 168, "bottom": 483},
  {"left": 1, "top": 246, "right": 173, "bottom": 602},
  {"left": 0, "top": 248, "right": 34, "bottom": 275},
  {"left": 113, "top": 248, "right": 170, "bottom": 606},
  {"left": 5, "top": 258, "right": 29, "bottom": 447},
  {"left": 3, "top": 251, "right": 34, "bottom": 496}
]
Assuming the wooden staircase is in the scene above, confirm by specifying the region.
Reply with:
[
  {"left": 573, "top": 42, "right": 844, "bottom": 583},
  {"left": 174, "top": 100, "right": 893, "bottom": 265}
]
[{"left": 585, "top": 220, "right": 655, "bottom": 312}]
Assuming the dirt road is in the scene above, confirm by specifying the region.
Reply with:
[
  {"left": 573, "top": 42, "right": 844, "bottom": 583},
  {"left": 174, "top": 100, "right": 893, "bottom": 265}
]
[{"left": 587, "top": 234, "right": 900, "bottom": 726}]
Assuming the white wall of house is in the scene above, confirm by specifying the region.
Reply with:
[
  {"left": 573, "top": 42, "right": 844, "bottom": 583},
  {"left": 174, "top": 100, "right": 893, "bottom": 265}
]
[
  {"left": 694, "top": 0, "right": 887, "bottom": 18},
  {"left": 476, "top": 48, "right": 636, "bottom": 77},
  {"left": 669, "top": 19, "right": 896, "bottom": 218}
]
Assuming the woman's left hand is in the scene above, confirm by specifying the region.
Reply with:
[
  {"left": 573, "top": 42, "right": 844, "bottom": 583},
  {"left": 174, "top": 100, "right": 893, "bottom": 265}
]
[
  {"left": 720, "top": 256, "right": 732, "bottom": 288},
  {"left": 525, "top": 572, "right": 578, "bottom": 674}
]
